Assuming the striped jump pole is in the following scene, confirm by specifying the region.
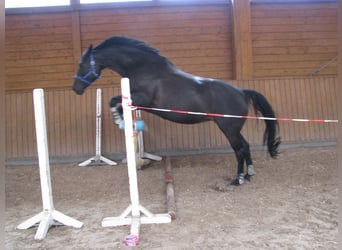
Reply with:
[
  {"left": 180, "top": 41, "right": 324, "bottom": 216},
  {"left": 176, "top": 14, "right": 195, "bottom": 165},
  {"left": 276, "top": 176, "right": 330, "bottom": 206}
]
[{"left": 132, "top": 106, "right": 338, "bottom": 123}]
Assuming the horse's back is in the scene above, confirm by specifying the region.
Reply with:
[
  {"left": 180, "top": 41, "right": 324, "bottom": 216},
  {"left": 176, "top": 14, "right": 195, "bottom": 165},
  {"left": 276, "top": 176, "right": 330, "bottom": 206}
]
[
  {"left": 203, "top": 78, "right": 248, "bottom": 115},
  {"left": 166, "top": 69, "right": 249, "bottom": 116}
]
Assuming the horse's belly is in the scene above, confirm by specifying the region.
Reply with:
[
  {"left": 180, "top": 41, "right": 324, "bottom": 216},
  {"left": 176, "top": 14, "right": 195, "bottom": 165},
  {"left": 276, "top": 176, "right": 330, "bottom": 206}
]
[{"left": 150, "top": 110, "right": 210, "bottom": 124}]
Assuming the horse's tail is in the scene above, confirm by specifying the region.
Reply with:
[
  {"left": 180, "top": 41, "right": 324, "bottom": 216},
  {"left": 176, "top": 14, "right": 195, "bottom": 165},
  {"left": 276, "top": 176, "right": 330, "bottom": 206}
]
[{"left": 243, "top": 89, "right": 281, "bottom": 158}]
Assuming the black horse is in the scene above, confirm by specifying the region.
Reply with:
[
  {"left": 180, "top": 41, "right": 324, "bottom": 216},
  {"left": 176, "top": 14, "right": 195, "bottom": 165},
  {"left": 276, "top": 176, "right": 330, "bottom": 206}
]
[{"left": 73, "top": 36, "right": 280, "bottom": 186}]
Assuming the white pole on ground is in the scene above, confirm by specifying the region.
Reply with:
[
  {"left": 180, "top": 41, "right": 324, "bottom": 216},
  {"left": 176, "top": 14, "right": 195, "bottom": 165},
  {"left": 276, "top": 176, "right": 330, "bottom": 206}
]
[
  {"left": 17, "top": 88, "right": 83, "bottom": 240},
  {"left": 101, "top": 78, "right": 171, "bottom": 243},
  {"left": 79, "top": 88, "right": 117, "bottom": 166}
]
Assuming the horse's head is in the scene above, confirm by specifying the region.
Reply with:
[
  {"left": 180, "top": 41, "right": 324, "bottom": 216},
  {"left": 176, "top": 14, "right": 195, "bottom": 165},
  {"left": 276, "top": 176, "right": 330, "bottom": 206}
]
[{"left": 72, "top": 45, "right": 102, "bottom": 95}]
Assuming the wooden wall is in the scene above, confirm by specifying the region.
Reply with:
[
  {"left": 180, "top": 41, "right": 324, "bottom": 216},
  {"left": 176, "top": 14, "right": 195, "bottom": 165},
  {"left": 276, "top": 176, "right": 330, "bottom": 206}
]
[
  {"left": 5, "top": 76, "right": 338, "bottom": 161},
  {"left": 5, "top": 13, "right": 75, "bottom": 91},
  {"left": 251, "top": 1, "right": 337, "bottom": 78},
  {"left": 5, "top": 1, "right": 338, "bottom": 91}
]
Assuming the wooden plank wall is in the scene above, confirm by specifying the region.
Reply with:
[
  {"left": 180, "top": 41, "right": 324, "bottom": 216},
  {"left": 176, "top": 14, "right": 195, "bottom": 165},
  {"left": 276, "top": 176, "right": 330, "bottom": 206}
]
[
  {"left": 251, "top": 1, "right": 338, "bottom": 78},
  {"left": 5, "top": 13, "right": 75, "bottom": 91},
  {"left": 5, "top": 1, "right": 338, "bottom": 91},
  {"left": 5, "top": 76, "right": 338, "bottom": 161}
]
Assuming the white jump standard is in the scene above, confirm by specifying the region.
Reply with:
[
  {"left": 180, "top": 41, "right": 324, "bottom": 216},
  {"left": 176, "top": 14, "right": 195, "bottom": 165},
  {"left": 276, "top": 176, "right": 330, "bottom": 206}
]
[
  {"left": 79, "top": 88, "right": 117, "bottom": 166},
  {"left": 135, "top": 109, "right": 162, "bottom": 162},
  {"left": 101, "top": 78, "right": 171, "bottom": 244},
  {"left": 118, "top": 109, "right": 162, "bottom": 168},
  {"left": 17, "top": 88, "right": 83, "bottom": 240}
]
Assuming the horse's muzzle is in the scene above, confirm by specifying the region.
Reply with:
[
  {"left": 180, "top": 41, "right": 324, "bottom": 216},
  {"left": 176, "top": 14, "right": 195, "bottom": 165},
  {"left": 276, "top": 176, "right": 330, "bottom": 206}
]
[{"left": 72, "top": 82, "right": 85, "bottom": 95}]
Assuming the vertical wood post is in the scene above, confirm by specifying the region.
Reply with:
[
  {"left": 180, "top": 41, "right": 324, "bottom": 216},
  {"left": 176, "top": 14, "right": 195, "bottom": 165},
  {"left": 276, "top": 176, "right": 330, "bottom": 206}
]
[
  {"left": 232, "top": 0, "right": 253, "bottom": 80},
  {"left": 0, "top": 4, "right": 5, "bottom": 248},
  {"left": 71, "top": 0, "right": 82, "bottom": 71},
  {"left": 165, "top": 157, "right": 176, "bottom": 220}
]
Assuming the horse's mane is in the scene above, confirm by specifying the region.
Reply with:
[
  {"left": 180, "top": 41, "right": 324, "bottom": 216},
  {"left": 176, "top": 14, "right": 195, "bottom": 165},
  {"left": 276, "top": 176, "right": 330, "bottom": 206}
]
[{"left": 94, "top": 36, "right": 160, "bottom": 56}]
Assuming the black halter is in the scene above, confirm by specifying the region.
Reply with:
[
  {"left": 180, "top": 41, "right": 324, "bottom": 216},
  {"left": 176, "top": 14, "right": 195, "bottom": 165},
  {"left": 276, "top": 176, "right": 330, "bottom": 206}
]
[{"left": 74, "top": 53, "right": 101, "bottom": 85}]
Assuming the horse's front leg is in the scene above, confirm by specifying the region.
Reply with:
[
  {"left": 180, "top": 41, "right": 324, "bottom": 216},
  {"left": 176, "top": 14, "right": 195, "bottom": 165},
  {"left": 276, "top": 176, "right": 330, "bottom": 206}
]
[
  {"left": 109, "top": 93, "right": 149, "bottom": 125},
  {"left": 109, "top": 95, "right": 123, "bottom": 125}
]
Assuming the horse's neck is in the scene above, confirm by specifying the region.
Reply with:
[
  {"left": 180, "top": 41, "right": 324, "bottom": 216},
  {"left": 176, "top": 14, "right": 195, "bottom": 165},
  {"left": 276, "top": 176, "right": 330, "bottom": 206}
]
[{"left": 98, "top": 48, "right": 170, "bottom": 78}]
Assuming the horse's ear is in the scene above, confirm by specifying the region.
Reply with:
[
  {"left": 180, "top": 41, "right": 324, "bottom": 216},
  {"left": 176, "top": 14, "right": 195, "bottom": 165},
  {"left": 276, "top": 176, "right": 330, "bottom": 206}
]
[{"left": 85, "top": 44, "right": 93, "bottom": 56}]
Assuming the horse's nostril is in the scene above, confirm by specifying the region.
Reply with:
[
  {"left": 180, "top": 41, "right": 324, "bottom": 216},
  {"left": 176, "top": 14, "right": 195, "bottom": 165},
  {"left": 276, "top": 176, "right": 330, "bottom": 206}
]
[{"left": 72, "top": 86, "right": 83, "bottom": 95}]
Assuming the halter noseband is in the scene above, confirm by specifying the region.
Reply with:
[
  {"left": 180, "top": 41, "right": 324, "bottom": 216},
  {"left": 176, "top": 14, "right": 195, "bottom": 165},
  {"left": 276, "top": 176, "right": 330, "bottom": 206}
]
[{"left": 74, "top": 53, "right": 101, "bottom": 85}]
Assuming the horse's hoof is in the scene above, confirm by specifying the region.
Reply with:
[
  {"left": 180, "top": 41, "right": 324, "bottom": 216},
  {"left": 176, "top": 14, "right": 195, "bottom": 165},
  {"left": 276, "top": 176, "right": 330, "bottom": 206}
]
[
  {"left": 244, "top": 174, "right": 253, "bottom": 182},
  {"left": 230, "top": 174, "right": 245, "bottom": 186},
  {"left": 230, "top": 179, "right": 240, "bottom": 186},
  {"left": 137, "top": 158, "right": 151, "bottom": 170}
]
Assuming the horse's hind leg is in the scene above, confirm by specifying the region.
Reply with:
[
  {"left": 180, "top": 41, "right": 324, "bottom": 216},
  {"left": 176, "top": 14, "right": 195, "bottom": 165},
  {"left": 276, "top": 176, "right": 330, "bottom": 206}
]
[
  {"left": 215, "top": 119, "right": 250, "bottom": 186},
  {"left": 228, "top": 133, "right": 249, "bottom": 186},
  {"left": 241, "top": 136, "right": 255, "bottom": 181}
]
